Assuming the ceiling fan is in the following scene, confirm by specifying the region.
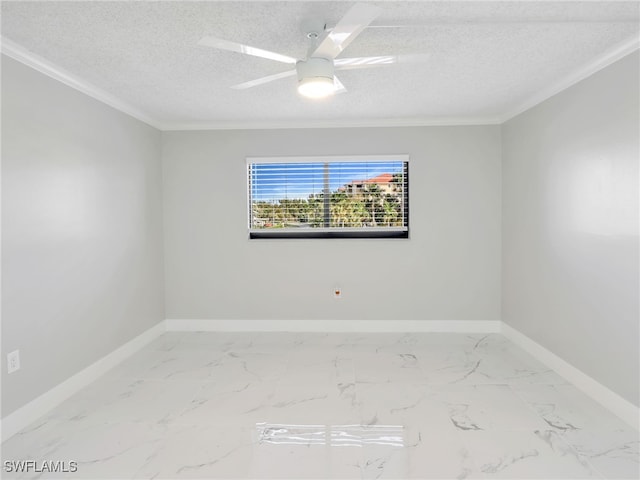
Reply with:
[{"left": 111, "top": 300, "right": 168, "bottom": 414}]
[{"left": 197, "top": 3, "right": 429, "bottom": 99}]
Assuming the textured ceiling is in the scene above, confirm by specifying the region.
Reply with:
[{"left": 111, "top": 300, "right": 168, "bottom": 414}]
[{"left": 1, "top": 1, "right": 639, "bottom": 129}]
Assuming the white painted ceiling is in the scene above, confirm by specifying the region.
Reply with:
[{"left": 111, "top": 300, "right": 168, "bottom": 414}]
[{"left": 1, "top": 1, "right": 639, "bottom": 129}]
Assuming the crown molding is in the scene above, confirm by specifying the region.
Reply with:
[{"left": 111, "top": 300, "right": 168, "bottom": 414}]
[
  {"left": 3, "top": 33, "right": 637, "bottom": 132},
  {"left": 499, "top": 35, "right": 640, "bottom": 123},
  {"left": 1, "top": 37, "right": 163, "bottom": 130},
  {"left": 161, "top": 116, "right": 503, "bottom": 131},
  {"left": 0, "top": 38, "right": 501, "bottom": 131}
]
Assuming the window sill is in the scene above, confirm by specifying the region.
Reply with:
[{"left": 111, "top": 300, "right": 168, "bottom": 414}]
[{"left": 249, "top": 228, "right": 409, "bottom": 239}]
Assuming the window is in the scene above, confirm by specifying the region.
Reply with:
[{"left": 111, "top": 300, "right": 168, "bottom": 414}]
[{"left": 247, "top": 155, "right": 409, "bottom": 239}]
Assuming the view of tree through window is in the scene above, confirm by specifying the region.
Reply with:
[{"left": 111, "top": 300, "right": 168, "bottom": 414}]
[{"left": 248, "top": 157, "right": 409, "bottom": 238}]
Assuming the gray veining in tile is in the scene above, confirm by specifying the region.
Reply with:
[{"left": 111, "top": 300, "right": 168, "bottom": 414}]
[{"left": 2, "top": 332, "right": 637, "bottom": 479}]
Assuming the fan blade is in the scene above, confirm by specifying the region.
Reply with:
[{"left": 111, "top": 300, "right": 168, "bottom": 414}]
[
  {"left": 335, "top": 54, "right": 430, "bottom": 70},
  {"left": 333, "top": 76, "right": 347, "bottom": 94},
  {"left": 230, "top": 69, "right": 296, "bottom": 90},
  {"left": 198, "top": 36, "right": 298, "bottom": 64},
  {"left": 312, "top": 3, "right": 382, "bottom": 59}
]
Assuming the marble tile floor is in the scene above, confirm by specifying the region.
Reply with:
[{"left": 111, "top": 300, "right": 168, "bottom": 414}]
[{"left": 2, "top": 332, "right": 638, "bottom": 479}]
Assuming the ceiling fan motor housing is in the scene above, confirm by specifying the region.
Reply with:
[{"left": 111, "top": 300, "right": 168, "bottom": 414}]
[{"left": 296, "top": 57, "right": 334, "bottom": 82}]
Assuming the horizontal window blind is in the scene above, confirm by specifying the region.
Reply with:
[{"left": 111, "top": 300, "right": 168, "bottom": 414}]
[{"left": 247, "top": 156, "right": 409, "bottom": 239}]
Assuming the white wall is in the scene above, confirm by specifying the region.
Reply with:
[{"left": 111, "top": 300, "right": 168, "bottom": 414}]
[
  {"left": 502, "top": 51, "right": 639, "bottom": 406},
  {"left": 162, "top": 126, "right": 501, "bottom": 322},
  {"left": 5, "top": 40, "right": 635, "bottom": 426},
  {"left": 1, "top": 56, "right": 165, "bottom": 417}
]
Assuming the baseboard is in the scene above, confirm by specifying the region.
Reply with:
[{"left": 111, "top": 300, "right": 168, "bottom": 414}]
[
  {"left": 3, "top": 319, "right": 636, "bottom": 441},
  {"left": 1, "top": 321, "right": 166, "bottom": 442},
  {"left": 501, "top": 323, "right": 639, "bottom": 430},
  {"left": 165, "top": 319, "right": 502, "bottom": 333}
]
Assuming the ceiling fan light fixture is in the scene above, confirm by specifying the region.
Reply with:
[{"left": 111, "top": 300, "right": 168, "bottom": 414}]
[
  {"left": 296, "top": 57, "right": 335, "bottom": 99},
  {"left": 298, "top": 76, "right": 335, "bottom": 98}
]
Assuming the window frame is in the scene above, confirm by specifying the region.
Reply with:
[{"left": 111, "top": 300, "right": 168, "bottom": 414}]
[{"left": 247, "top": 155, "right": 410, "bottom": 239}]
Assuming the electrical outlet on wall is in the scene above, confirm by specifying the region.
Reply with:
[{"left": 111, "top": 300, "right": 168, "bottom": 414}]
[{"left": 7, "top": 350, "right": 20, "bottom": 374}]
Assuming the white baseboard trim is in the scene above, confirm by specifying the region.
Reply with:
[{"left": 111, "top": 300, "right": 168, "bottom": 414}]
[
  {"left": 1, "top": 321, "right": 166, "bottom": 442},
  {"left": 501, "top": 323, "right": 639, "bottom": 430},
  {"left": 3, "top": 319, "right": 636, "bottom": 442},
  {"left": 165, "top": 319, "right": 502, "bottom": 333}
]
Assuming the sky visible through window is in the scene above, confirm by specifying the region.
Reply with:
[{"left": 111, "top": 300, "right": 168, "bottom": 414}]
[{"left": 250, "top": 161, "right": 403, "bottom": 202}]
